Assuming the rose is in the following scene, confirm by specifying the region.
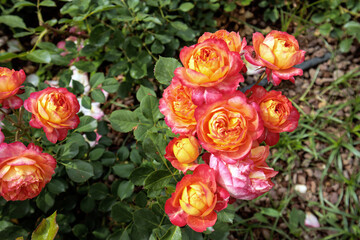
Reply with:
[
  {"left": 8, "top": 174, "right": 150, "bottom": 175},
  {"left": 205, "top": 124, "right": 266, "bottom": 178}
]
[
  {"left": 174, "top": 39, "right": 244, "bottom": 105},
  {"left": 209, "top": 146, "right": 278, "bottom": 200},
  {"left": 164, "top": 136, "right": 200, "bottom": 173},
  {"left": 198, "top": 30, "right": 247, "bottom": 53},
  {"left": 246, "top": 85, "right": 300, "bottom": 146},
  {"left": 0, "top": 67, "right": 26, "bottom": 109},
  {"left": 159, "top": 77, "right": 197, "bottom": 135},
  {"left": 0, "top": 142, "right": 56, "bottom": 201},
  {"left": 165, "top": 164, "right": 229, "bottom": 232},
  {"left": 244, "top": 30, "right": 305, "bottom": 85},
  {"left": 195, "top": 91, "right": 263, "bottom": 163},
  {"left": 24, "top": 87, "right": 80, "bottom": 143}
]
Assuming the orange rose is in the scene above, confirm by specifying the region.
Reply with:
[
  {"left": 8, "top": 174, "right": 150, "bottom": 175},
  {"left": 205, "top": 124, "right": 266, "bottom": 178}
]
[
  {"left": 195, "top": 92, "right": 263, "bottom": 163},
  {"left": 0, "top": 142, "right": 56, "bottom": 201},
  {"left": 0, "top": 67, "right": 26, "bottom": 109},
  {"left": 198, "top": 29, "right": 246, "bottom": 53},
  {"left": 159, "top": 77, "right": 197, "bottom": 135},
  {"left": 245, "top": 30, "right": 305, "bottom": 85},
  {"left": 174, "top": 39, "right": 244, "bottom": 105},
  {"left": 164, "top": 136, "right": 200, "bottom": 173},
  {"left": 165, "top": 164, "right": 229, "bottom": 232},
  {"left": 246, "top": 85, "right": 300, "bottom": 146},
  {"left": 24, "top": 87, "right": 80, "bottom": 143}
]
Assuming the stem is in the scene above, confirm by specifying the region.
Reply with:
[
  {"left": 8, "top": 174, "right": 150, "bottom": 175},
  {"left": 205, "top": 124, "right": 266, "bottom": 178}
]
[{"left": 246, "top": 71, "right": 267, "bottom": 97}]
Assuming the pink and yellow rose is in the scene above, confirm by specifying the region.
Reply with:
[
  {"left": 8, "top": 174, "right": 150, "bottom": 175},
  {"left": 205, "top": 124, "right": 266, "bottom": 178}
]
[
  {"left": 0, "top": 142, "right": 56, "bottom": 201},
  {"left": 245, "top": 30, "right": 305, "bottom": 85},
  {"left": 165, "top": 164, "right": 229, "bottom": 232},
  {"left": 209, "top": 146, "right": 278, "bottom": 200},
  {"left": 246, "top": 85, "right": 300, "bottom": 146},
  {"left": 159, "top": 77, "right": 197, "bottom": 135},
  {"left": 174, "top": 39, "right": 244, "bottom": 105},
  {"left": 0, "top": 67, "right": 26, "bottom": 109},
  {"left": 24, "top": 87, "right": 80, "bottom": 143},
  {"left": 195, "top": 92, "right": 263, "bottom": 163},
  {"left": 164, "top": 136, "right": 200, "bottom": 173}
]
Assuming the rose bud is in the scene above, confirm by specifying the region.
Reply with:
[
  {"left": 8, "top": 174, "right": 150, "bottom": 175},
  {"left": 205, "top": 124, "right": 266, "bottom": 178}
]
[
  {"left": 159, "top": 77, "right": 197, "bottom": 135},
  {"left": 0, "top": 142, "right": 56, "bottom": 201},
  {"left": 24, "top": 87, "right": 80, "bottom": 143},
  {"left": 0, "top": 67, "right": 26, "bottom": 109},
  {"left": 165, "top": 164, "right": 229, "bottom": 232},
  {"left": 195, "top": 91, "right": 263, "bottom": 164},
  {"left": 174, "top": 39, "right": 244, "bottom": 105},
  {"left": 164, "top": 136, "right": 200, "bottom": 173},
  {"left": 244, "top": 30, "right": 305, "bottom": 85},
  {"left": 246, "top": 85, "right": 300, "bottom": 146}
]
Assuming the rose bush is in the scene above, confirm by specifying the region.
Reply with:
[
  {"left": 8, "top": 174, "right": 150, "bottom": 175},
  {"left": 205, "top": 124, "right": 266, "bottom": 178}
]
[
  {"left": 24, "top": 87, "right": 80, "bottom": 143},
  {"left": 0, "top": 67, "right": 26, "bottom": 109},
  {"left": 0, "top": 142, "right": 56, "bottom": 201}
]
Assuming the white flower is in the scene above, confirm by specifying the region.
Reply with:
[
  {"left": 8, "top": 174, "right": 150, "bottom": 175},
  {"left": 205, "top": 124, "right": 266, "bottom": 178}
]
[{"left": 78, "top": 97, "right": 104, "bottom": 120}]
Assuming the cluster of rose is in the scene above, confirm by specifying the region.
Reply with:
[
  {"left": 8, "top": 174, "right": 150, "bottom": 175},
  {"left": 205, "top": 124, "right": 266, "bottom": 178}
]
[
  {"left": 159, "top": 30, "right": 305, "bottom": 232},
  {"left": 0, "top": 68, "right": 80, "bottom": 201}
]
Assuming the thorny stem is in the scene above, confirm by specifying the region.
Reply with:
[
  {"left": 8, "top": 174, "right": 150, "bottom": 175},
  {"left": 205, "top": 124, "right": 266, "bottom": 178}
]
[{"left": 246, "top": 71, "right": 267, "bottom": 98}]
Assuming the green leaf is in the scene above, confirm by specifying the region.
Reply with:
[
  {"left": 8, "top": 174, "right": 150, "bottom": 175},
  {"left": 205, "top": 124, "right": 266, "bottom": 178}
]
[
  {"left": 27, "top": 50, "right": 51, "bottom": 63},
  {"left": 80, "top": 196, "right": 95, "bottom": 213},
  {"left": 133, "top": 209, "right": 159, "bottom": 232},
  {"left": 47, "top": 179, "right": 68, "bottom": 194},
  {"left": 72, "top": 224, "right": 88, "bottom": 239},
  {"left": 224, "top": 2, "right": 236, "bottom": 12},
  {"left": 130, "top": 63, "right": 147, "bottom": 79},
  {"left": 170, "top": 21, "right": 188, "bottom": 31},
  {"left": 260, "top": 208, "right": 281, "bottom": 218},
  {"left": 91, "top": 89, "right": 106, "bottom": 103},
  {"left": 74, "top": 61, "right": 96, "bottom": 72},
  {"left": 151, "top": 40, "right": 165, "bottom": 54},
  {"left": 39, "top": 0, "right": 56, "bottom": 7},
  {"left": 319, "top": 23, "right": 332, "bottom": 36},
  {"left": 344, "top": 21, "right": 360, "bottom": 34},
  {"left": 136, "top": 85, "right": 156, "bottom": 102},
  {"left": 90, "top": 72, "right": 105, "bottom": 88},
  {"left": 117, "top": 181, "right": 134, "bottom": 200},
  {"left": 217, "top": 205, "right": 235, "bottom": 223},
  {"left": 65, "top": 160, "right": 94, "bottom": 183},
  {"left": 90, "top": 26, "right": 111, "bottom": 47},
  {"left": 129, "top": 167, "right": 154, "bottom": 185},
  {"left": 36, "top": 191, "right": 55, "bottom": 213},
  {"left": 142, "top": 132, "right": 167, "bottom": 162},
  {"left": 154, "top": 56, "right": 182, "bottom": 85},
  {"left": 179, "top": 2, "right": 194, "bottom": 12},
  {"left": 140, "top": 95, "right": 163, "bottom": 123},
  {"left": 311, "top": 13, "right": 326, "bottom": 24},
  {"left": 102, "top": 78, "right": 120, "bottom": 93},
  {"left": 81, "top": 95, "right": 92, "bottom": 109},
  {"left": 339, "top": 38, "right": 353, "bottom": 53},
  {"left": 144, "top": 170, "right": 172, "bottom": 197},
  {"left": 109, "top": 110, "right": 139, "bottom": 133},
  {"left": 88, "top": 183, "right": 109, "bottom": 200},
  {"left": 128, "top": 0, "right": 140, "bottom": 9},
  {"left": 76, "top": 116, "right": 97, "bottom": 132},
  {"left": 89, "top": 148, "right": 105, "bottom": 161},
  {"left": 161, "top": 226, "right": 182, "bottom": 240},
  {"left": 0, "top": 15, "right": 27, "bottom": 29},
  {"left": 111, "top": 202, "right": 132, "bottom": 223},
  {"left": 113, "top": 164, "right": 135, "bottom": 178},
  {"left": 0, "top": 52, "right": 17, "bottom": 61},
  {"left": 31, "top": 211, "right": 59, "bottom": 240}
]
